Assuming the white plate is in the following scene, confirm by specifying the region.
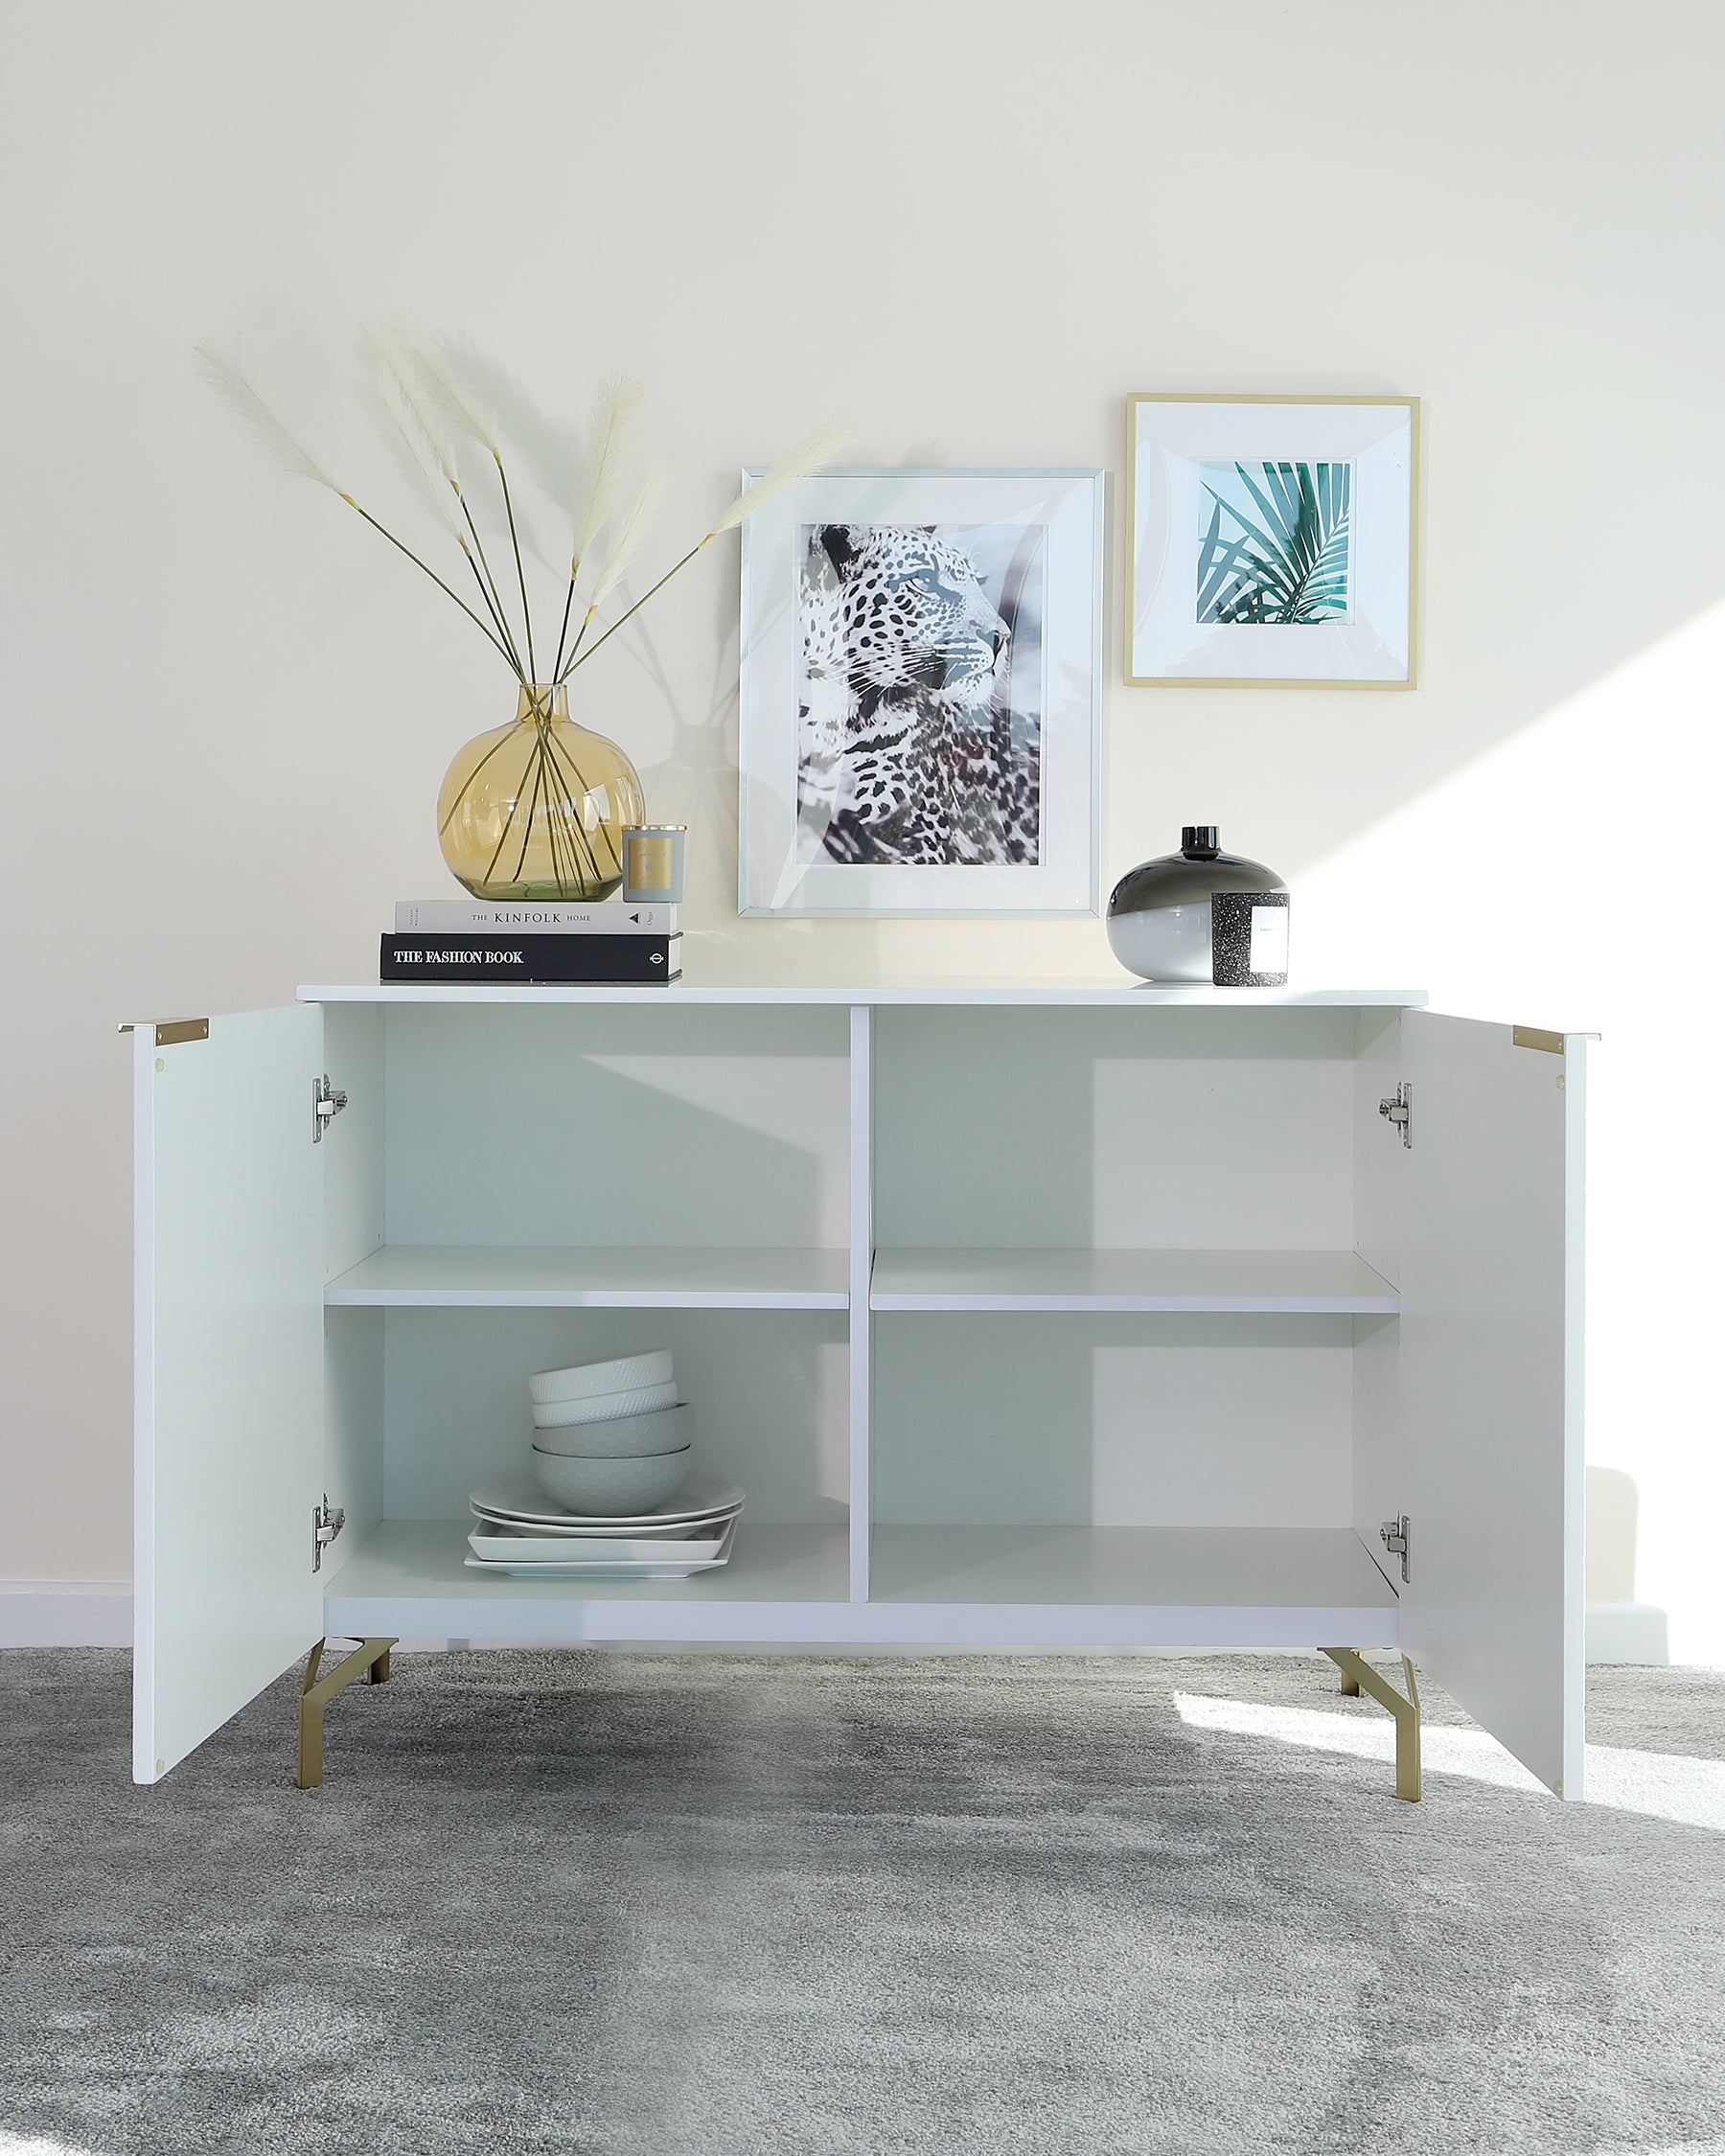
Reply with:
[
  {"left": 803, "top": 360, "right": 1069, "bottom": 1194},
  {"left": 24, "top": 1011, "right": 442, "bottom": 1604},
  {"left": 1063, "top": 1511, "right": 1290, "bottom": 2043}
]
[
  {"left": 467, "top": 1525, "right": 729, "bottom": 1564},
  {"left": 464, "top": 1519, "right": 738, "bottom": 1579},
  {"left": 468, "top": 1471, "right": 746, "bottom": 1530},
  {"left": 461, "top": 1558, "right": 724, "bottom": 1578},
  {"left": 467, "top": 1486, "right": 742, "bottom": 1532},
  {"left": 467, "top": 1507, "right": 740, "bottom": 1541}
]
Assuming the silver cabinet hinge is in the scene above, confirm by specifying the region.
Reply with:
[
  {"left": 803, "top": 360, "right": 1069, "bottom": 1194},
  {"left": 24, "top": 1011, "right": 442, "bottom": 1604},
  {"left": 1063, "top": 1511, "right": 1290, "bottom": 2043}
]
[
  {"left": 1379, "top": 1082, "right": 1412, "bottom": 1148},
  {"left": 312, "top": 1495, "right": 346, "bottom": 1572},
  {"left": 313, "top": 1075, "right": 348, "bottom": 1143},
  {"left": 1380, "top": 1513, "right": 1410, "bottom": 1583}
]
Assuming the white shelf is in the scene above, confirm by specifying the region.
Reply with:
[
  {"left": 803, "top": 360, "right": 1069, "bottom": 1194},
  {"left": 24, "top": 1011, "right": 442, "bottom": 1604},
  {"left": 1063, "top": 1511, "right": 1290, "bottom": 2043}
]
[
  {"left": 321, "top": 1520, "right": 1397, "bottom": 1648},
  {"left": 324, "top": 1519, "right": 853, "bottom": 1638},
  {"left": 323, "top": 1246, "right": 850, "bottom": 1309},
  {"left": 324, "top": 1246, "right": 1398, "bottom": 1313},
  {"left": 869, "top": 1249, "right": 1399, "bottom": 1314},
  {"left": 867, "top": 1524, "right": 1398, "bottom": 1644},
  {"left": 301, "top": 979, "right": 1428, "bottom": 1009}
]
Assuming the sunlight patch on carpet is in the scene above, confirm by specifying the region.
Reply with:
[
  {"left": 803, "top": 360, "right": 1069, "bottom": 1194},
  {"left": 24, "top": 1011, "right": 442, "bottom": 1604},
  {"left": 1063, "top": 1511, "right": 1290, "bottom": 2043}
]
[
  {"left": 0, "top": 2133, "right": 121, "bottom": 2156},
  {"left": 1173, "top": 1692, "right": 1725, "bottom": 1832}
]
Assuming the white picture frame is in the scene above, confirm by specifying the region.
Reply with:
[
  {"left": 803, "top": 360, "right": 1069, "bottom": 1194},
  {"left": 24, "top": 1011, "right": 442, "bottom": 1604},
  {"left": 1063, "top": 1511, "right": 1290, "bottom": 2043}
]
[
  {"left": 1126, "top": 395, "right": 1419, "bottom": 689},
  {"left": 738, "top": 467, "right": 1104, "bottom": 916}
]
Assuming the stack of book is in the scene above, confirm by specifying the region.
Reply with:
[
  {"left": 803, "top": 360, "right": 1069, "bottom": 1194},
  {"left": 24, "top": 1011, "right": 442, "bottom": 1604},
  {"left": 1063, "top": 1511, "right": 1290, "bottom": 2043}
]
[{"left": 380, "top": 901, "right": 681, "bottom": 984}]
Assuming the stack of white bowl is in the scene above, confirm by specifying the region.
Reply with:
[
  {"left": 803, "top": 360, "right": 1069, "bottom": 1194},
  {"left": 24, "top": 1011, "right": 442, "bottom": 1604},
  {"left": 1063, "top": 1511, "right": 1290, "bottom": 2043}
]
[{"left": 529, "top": 1350, "right": 693, "bottom": 1515}]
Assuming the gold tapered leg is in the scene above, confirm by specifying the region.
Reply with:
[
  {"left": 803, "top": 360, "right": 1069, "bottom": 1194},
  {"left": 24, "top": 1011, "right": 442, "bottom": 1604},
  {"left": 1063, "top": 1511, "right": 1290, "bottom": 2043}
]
[
  {"left": 297, "top": 1637, "right": 398, "bottom": 1789},
  {"left": 299, "top": 1640, "right": 325, "bottom": 1789},
  {"left": 1321, "top": 1648, "right": 1422, "bottom": 1802}
]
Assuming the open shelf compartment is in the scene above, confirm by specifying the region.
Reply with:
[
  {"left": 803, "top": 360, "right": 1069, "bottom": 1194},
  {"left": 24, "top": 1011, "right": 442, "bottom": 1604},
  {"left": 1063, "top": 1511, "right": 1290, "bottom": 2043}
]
[
  {"left": 866, "top": 1524, "right": 1397, "bottom": 1647},
  {"left": 322, "top": 1304, "right": 853, "bottom": 1612},
  {"left": 325, "top": 1519, "right": 852, "bottom": 1639}
]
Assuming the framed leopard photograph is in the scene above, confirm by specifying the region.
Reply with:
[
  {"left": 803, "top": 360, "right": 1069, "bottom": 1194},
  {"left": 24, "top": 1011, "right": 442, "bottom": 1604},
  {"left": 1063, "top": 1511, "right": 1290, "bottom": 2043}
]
[{"left": 738, "top": 468, "right": 1103, "bottom": 914}]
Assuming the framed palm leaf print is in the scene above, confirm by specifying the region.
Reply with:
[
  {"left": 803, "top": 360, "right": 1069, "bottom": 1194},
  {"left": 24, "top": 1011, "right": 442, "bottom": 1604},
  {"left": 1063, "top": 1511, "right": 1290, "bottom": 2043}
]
[{"left": 1126, "top": 395, "right": 1419, "bottom": 688}]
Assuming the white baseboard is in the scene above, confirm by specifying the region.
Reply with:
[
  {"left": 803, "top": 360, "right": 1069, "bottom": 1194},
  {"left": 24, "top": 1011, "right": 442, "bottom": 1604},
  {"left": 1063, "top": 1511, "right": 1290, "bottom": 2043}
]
[
  {"left": 0, "top": 1582, "right": 132, "bottom": 1648},
  {"left": 1585, "top": 1600, "right": 1670, "bottom": 1665}
]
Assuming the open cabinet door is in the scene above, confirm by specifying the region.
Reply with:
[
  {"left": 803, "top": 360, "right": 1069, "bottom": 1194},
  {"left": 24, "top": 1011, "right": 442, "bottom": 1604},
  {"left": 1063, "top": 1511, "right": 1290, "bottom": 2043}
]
[
  {"left": 133, "top": 1006, "right": 326, "bottom": 1782},
  {"left": 1399, "top": 1013, "right": 1587, "bottom": 1798}
]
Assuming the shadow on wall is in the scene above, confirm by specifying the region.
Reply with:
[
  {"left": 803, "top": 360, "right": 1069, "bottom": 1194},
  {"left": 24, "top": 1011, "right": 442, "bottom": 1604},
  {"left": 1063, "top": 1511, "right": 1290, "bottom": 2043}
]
[{"left": 1587, "top": 1465, "right": 1668, "bottom": 1666}]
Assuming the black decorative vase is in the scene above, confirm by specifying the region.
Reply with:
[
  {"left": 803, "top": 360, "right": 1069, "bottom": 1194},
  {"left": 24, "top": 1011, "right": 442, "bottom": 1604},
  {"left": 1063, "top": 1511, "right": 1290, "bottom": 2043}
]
[{"left": 1107, "top": 827, "right": 1290, "bottom": 986}]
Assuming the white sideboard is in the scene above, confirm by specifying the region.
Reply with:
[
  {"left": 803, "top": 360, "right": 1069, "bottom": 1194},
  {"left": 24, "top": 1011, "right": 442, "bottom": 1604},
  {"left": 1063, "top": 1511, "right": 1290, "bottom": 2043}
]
[{"left": 129, "top": 982, "right": 1586, "bottom": 1800}]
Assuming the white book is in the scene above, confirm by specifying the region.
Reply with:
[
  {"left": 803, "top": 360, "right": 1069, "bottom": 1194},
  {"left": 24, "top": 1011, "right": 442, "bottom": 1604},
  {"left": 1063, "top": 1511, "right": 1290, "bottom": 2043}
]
[{"left": 394, "top": 900, "right": 678, "bottom": 935}]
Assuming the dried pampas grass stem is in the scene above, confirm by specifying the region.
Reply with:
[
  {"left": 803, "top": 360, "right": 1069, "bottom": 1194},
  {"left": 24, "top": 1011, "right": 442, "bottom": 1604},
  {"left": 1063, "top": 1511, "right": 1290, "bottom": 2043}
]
[
  {"left": 589, "top": 454, "right": 672, "bottom": 606},
  {"left": 196, "top": 347, "right": 341, "bottom": 493},
  {"left": 550, "top": 368, "right": 643, "bottom": 676},
  {"left": 334, "top": 498, "right": 518, "bottom": 670},
  {"left": 574, "top": 368, "right": 645, "bottom": 561},
  {"left": 711, "top": 418, "right": 853, "bottom": 533},
  {"left": 360, "top": 324, "right": 526, "bottom": 674},
  {"left": 415, "top": 330, "right": 536, "bottom": 672},
  {"left": 558, "top": 454, "right": 677, "bottom": 678},
  {"left": 197, "top": 327, "right": 851, "bottom": 701},
  {"left": 404, "top": 332, "right": 504, "bottom": 460},
  {"left": 358, "top": 331, "right": 464, "bottom": 540},
  {"left": 200, "top": 340, "right": 518, "bottom": 667}
]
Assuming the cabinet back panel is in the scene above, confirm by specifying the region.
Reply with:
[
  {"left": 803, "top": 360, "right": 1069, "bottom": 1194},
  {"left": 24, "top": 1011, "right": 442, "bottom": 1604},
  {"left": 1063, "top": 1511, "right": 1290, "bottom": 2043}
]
[
  {"left": 874, "top": 1008, "right": 1356, "bottom": 1250},
  {"left": 872, "top": 1314, "right": 1353, "bottom": 1528},
  {"left": 382, "top": 1004, "right": 850, "bottom": 1249},
  {"left": 382, "top": 1308, "right": 849, "bottom": 1524}
]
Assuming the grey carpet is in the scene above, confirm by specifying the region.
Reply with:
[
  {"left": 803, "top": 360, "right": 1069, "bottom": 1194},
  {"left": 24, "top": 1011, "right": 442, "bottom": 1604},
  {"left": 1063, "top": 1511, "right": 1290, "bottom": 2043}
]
[{"left": 2, "top": 1650, "right": 1723, "bottom": 2156}]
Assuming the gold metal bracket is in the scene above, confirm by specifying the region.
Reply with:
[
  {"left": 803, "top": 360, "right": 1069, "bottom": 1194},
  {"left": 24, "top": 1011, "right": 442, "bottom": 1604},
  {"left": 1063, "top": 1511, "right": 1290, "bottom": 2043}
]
[
  {"left": 1321, "top": 1648, "right": 1422, "bottom": 1802},
  {"left": 1512, "top": 1025, "right": 1602, "bottom": 1053},
  {"left": 117, "top": 1019, "right": 210, "bottom": 1044},
  {"left": 298, "top": 1636, "right": 397, "bottom": 1789}
]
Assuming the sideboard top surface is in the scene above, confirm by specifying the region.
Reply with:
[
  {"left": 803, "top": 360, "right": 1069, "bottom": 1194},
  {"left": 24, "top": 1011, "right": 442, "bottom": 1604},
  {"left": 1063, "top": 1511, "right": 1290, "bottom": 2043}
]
[{"left": 298, "top": 978, "right": 1429, "bottom": 1009}]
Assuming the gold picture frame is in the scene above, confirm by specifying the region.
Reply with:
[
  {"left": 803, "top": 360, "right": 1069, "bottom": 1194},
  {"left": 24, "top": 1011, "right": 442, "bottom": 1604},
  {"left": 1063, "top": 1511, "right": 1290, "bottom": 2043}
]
[{"left": 1124, "top": 392, "right": 1420, "bottom": 690}]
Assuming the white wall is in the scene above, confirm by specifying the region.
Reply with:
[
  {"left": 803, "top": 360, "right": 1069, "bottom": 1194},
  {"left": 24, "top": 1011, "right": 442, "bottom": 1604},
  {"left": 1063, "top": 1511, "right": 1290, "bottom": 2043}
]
[{"left": 3, "top": 1, "right": 1721, "bottom": 1657}]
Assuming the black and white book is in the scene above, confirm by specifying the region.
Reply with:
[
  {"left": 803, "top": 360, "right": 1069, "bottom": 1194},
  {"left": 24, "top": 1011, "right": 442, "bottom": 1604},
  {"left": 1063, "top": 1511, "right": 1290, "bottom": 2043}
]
[
  {"left": 394, "top": 899, "right": 678, "bottom": 935},
  {"left": 380, "top": 933, "right": 681, "bottom": 985}
]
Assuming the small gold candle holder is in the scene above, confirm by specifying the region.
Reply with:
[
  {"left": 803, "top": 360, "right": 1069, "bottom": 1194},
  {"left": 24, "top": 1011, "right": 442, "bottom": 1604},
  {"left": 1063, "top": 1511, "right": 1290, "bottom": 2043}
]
[{"left": 621, "top": 825, "right": 687, "bottom": 903}]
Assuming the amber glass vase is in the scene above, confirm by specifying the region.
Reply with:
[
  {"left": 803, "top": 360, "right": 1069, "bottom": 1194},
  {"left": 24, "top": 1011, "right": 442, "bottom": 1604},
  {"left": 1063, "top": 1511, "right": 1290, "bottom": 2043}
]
[{"left": 437, "top": 684, "right": 646, "bottom": 901}]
